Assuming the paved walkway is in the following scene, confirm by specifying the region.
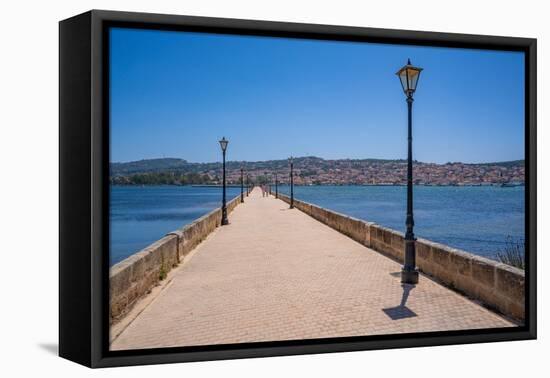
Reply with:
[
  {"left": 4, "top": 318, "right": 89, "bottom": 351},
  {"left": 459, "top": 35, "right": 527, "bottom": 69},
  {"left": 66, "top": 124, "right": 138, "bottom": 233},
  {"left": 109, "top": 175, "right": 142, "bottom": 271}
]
[{"left": 111, "top": 188, "right": 513, "bottom": 350}]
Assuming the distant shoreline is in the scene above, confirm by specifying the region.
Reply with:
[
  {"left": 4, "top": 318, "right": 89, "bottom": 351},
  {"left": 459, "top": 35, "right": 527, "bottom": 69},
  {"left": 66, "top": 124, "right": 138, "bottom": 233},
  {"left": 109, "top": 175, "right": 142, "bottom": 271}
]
[
  {"left": 110, "top": 157, "right": 524, "bottom": 187},
  {"left": 111, "top": 157, "right": 525, "bottom": 166},
  {"left": 110, "top": 182, "right": 524, "bottom": 188}
]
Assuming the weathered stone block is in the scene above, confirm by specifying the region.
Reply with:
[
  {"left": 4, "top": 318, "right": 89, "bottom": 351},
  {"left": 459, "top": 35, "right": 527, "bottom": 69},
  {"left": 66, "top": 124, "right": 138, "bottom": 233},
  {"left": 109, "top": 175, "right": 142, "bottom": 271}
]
[
  {"left": 431, "top": 244, "right": 450, "bottom": 268},
  {"left": 495, "top": 264, "right": 525, "bottom": 302},
  {"left": 327, "top": 211, "right": 340, "bottom": 231},
  {"left": 471, "top": 256, "right": 496, "bottom": 287},
  {"left": 340, "top": 216, "right": 352, "bottom": 237},
  {"left": 130, "top": 254, "right": 147, "bottom": 279},
  {"left": 450, "top": 249, "right": 472, "bottom": 278},
  {"left": 374, "top": 241, "right": 393, "bottom": 258},
  {"left": 319, "top": 208, "right": 330, "bottom": 224},
  {"left": 364, "top": 222, "right": 373, "bottom": 247},
  {"left": 110, "top": 295, "right": 126, "bottom": 321},
  {"left": 382, "top": 229, "right": 392, "bottom": 245},
  {"left": 110, "top": 263, "right": 132, "bottom": 295},
  {"left": 311, "top": 205, "right": 326, "bottom": 224},
  {"left": 416, "top": 239, "right": 432, "bottom": 262},
  {"left": 308, "top": 204, "right": 318, "bottom": 220},
  {"left": 183, "top": 223, "right": 195, "bottom": 241},
  {"left": 336, "top": 214, "right": 347, "bottom": 232},
  {"left": 476, "top": 282, "right": 498, "bottom": 307},
  {"left": 369, "top": 224, "right": 382, "bottom": 244},
  {"left": 347, "top": 217, "right": 366, "bottom": 244},
  {"left": 506, "top": 300, "right": 525, "bottom": 322},
  {"left": 180, "top": 239, "right": 191, "bottom": 255},
  {"left": 390, "top": 232, "right": 404, "bottom": 253},
  {"left": 376, "top": 226, "right": 385, "bottom": 242}
]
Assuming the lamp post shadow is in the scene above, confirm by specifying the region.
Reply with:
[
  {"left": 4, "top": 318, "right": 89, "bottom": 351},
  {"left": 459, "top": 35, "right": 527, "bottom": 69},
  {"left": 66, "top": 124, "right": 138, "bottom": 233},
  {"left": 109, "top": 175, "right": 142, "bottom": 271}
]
[{"left": 382, "top": 283, "right": 418, "bottom": 320}]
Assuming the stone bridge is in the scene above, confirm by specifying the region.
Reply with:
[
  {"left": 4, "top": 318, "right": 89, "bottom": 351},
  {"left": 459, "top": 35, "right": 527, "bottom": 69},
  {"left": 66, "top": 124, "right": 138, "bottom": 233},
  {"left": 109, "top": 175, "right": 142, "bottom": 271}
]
[{"left": 110, "top": 187, "right": 521, "bottom": 350}]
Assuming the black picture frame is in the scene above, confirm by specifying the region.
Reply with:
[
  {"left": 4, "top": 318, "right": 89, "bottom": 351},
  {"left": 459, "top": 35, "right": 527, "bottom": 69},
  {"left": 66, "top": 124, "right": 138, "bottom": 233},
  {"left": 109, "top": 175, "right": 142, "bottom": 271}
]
[{"left": 59, "top": 9, "right": 537, "bottom": 368}]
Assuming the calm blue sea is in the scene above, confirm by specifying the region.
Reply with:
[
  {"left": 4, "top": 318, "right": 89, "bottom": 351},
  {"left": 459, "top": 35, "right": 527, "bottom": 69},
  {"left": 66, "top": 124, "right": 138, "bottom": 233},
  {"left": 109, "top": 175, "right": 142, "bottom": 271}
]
[
  {"left": 110, "top": 185, "right": 524, "bottom": 266},
  {"left": 110, "top": 186, "right": 241, "bottom": 266},
  {"left": 278, "top": 185, "right": 524, "bottom": 259}
]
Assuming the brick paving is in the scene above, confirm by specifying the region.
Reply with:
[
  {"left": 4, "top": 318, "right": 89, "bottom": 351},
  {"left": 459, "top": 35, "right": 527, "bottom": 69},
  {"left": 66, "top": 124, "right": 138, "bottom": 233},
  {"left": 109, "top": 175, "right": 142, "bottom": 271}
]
[{"left": 111, "top": 188, "right": 514, "bottom": 350}]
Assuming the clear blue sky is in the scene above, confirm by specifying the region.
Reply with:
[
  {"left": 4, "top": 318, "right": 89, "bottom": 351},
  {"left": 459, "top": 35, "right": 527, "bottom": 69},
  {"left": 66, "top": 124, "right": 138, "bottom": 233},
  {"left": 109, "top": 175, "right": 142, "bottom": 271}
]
[{"left": 110, "top": 27, "right": 525, "bottom": 164}]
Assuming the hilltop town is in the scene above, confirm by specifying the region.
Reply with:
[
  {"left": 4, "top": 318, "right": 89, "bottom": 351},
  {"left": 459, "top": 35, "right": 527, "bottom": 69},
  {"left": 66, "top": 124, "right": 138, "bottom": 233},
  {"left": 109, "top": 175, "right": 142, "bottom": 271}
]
[{"left": 110, "top": 157, "right": 525, "bottom": 186}]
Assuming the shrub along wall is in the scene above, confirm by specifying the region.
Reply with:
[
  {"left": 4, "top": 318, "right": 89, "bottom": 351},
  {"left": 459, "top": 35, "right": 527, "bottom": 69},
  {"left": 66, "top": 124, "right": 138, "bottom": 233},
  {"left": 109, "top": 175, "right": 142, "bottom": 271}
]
[
  {"left": 110, "top": 195, "right": 242, "bottom": 324},
  {"left": 277, "top": 192, "right": 524, "bottom": 322}
]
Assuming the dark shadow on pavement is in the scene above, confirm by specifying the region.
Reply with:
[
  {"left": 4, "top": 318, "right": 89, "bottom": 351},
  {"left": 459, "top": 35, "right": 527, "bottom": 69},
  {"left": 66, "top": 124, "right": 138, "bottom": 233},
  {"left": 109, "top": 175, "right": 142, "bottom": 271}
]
[{"left": 382, "top": 283, "right": 418, "bottom": 320}]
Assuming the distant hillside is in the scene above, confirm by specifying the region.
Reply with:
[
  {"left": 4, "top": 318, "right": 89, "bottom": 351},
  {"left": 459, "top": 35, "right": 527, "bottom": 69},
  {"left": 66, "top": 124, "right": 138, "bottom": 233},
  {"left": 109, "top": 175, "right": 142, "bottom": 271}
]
[
  {"left": 470, "top": 160, "right": 525, "bottom": 168},
  {"left": 110, "top": 158, "right": 191, "bottom": 175},
  {"left": 110, "top": 156, "right": 407, "bottom": 176},
  {"left": 110, "top": 157, "right": 525, "bottom": 186}
]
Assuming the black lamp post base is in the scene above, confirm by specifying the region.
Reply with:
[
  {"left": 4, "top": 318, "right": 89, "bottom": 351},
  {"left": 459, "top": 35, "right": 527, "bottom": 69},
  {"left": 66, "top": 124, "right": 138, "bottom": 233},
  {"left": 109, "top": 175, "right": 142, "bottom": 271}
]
[
  {"left": 221, "top": 208, "right": 229, "bottom": 226},
  {"left": 401, "top": 269, "right": 419, "bottom": 284}
]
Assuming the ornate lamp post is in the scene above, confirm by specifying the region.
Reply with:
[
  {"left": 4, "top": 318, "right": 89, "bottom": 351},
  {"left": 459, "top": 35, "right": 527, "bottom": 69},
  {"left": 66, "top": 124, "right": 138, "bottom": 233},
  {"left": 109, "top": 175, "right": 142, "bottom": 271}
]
[
  {"left": 289, "top": 156, "right": 294, "bottom": 209},
  {"left": 246, "top": 174, "right": 250, "bottom": 196},
  {"left": 240, "top": 166, "right": 244, "bottom": 203},
  {"left": 219, "top": 137, "right": 229, "bottom": 226},
  {"left": 396, "top": 59, "right": 423, "bottom": 284},
  {"left": 275, "top": 172, "right": 278, "bottom": 199}
]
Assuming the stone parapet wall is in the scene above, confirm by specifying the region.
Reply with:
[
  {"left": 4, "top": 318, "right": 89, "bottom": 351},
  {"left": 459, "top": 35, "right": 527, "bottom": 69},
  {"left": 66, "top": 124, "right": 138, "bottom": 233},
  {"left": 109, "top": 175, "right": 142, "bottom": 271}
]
[
  {"left": 110, "top": 195, "right": 242, "bottom": 324},
  {"left": 276, "top": 192, "right": 524, "bottom": 322}
]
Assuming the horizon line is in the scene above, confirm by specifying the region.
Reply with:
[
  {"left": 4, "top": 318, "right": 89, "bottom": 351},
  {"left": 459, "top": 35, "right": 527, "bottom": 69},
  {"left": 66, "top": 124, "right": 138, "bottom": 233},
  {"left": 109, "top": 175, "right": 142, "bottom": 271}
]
[{"left": 110, "top": 156, "right": 525, "bottom": 166}]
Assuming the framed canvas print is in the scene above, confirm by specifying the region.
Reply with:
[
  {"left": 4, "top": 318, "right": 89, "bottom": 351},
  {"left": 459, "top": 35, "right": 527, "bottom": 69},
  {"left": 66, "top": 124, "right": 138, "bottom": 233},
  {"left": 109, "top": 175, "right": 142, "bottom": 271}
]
[{"left": 59, "top": 10, "right": 536, "bottom": 368}]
